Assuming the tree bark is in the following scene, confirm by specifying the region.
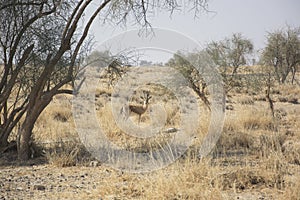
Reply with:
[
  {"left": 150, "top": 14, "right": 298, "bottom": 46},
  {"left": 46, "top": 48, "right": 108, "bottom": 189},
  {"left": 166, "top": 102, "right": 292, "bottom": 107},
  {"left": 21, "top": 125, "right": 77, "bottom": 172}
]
[
  {"left": 17, "top": 97, "right": 51, "bottom": 160},
  {"left": 18, "top": 121, "right": 33, "bottom": 160},
  {"left": 266, "top": 73, "right": 274, "bottom": 118},
  {"left": 0, "top": 127, "right": 9, "bottom": 147},
  {"left": 291, "top": 67, "right": 296, "bottom": 84},
  {"left": 0, "top": 127, "right": 10, "bottom": 147}
]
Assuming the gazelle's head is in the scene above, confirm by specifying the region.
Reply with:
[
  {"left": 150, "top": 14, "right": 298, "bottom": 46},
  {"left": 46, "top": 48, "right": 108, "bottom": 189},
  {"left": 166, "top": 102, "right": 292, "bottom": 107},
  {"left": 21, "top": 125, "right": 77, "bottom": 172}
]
[{"left": 141, "top": 90, "right": 152, "bottom": 107}]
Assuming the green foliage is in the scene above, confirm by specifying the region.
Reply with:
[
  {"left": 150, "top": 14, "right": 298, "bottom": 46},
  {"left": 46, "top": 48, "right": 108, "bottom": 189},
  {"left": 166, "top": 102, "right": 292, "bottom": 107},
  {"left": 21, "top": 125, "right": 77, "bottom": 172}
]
[
  {"left": 86, "top": 50, "right": 110, "bottom": 65},
  {"left": 166, "top": 51, "right": 211, "bottom": 109},
  {"left": 261, "top": 26, "right": 300, "bottom": 84},
  {"left": 206, "top": 33, "right": 254, "bottom": 91},
  {"left": 166, "top": 51, "right": 205, "bottom": 87},
  {"left": 206, "top": 33, "right": 253, "bottom": 74}
]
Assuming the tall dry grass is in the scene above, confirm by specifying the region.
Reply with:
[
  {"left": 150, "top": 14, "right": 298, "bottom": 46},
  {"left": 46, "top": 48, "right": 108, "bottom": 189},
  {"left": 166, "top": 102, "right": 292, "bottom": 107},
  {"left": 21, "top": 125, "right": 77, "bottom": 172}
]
[{"left": 24, "top": 67, "right": 300, "bottom": 199}]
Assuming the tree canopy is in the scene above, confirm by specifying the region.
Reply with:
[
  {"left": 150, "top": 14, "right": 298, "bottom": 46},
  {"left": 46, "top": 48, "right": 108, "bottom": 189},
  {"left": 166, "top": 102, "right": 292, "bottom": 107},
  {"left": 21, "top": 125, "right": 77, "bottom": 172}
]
[{"left": 261, "top": 26, "right": 300, "bottom": 84}]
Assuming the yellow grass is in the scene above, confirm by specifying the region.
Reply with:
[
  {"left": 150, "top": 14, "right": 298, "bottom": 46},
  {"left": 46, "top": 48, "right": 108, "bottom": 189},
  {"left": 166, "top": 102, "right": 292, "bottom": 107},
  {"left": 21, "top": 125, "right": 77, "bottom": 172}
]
[{"left": 4, "top": 66, "right": 299, "bottom": 199}]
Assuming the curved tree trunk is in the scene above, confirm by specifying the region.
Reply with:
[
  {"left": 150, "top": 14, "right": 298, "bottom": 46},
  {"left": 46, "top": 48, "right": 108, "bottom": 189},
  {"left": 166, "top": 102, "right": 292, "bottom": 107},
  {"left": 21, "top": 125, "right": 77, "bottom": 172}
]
[{"left": 17, "top": 98, "right": 51, "bottom": 161}]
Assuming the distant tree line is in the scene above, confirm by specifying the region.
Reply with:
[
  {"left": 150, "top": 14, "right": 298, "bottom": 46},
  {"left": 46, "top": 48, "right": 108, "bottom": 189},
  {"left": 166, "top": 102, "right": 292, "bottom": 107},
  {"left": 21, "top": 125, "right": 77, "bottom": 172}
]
[
  {"left": 166, "top": 26, "right": 299, "bottom": 118},
  {"left": 167, "top": 26, "right": 300, "bottom": 95}
]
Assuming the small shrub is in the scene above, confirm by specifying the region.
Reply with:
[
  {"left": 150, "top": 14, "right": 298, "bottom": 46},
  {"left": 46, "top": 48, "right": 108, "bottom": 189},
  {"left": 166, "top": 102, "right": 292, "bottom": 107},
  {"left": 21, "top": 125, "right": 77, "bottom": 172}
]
[
  {"left": 46, "top": 142, "right": 90, "bottom": 167},
  {"left": 288, "top": 97, "right": 298, "bottom": 104},
  {"left": 278, "top": 96, "right": 288, "bottom": 102},
  {"left": 281, "top": 181, "right": 300, "bottom": 200},
  {"left": 282, "top": 140, "right": 300, "bottom": 165},
  {"left": 254, "top": 95, "right": 266, "bottom": 101},
  {"left": 52, "top": 108, "right": 72, "bottom": 122},
  {"left": 258, "top": 134, "right": 286, "bottom": 158},
  {"left": 242, "top": 111, "right": 275, "bottom": 131},
  {"left": 213, "top": 132, "right": 255, "bottom": 155},
  {"left": 215, "top": 169, "right": 284, "bottom": 191},
  {"left": 238, "top": 96, "right": 254, "bottom": 105}
]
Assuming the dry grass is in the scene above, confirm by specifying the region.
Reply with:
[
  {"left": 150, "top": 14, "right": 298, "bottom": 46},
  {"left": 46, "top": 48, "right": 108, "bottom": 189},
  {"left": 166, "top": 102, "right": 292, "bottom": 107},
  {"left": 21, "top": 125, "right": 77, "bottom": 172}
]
[
  {"left": 96, "top": 100, "right": 193, "bottom": 153},
  {"left": 6, "top": 66, "right": 299, "bottom": 199},
  {"left": 237, "top": 96, "right": 254, "bottom": 105},
  {"left": 33, "top": 96, "right": 77, "bottom": 143},
  {"left": 224, "top": 106, "right": 275, "bottom": 132},
  {"left": 46, "top": 143, "right": 80, "bottom": 167},
  {"left": 281, "top": 181, "right": 300, "bottom": 200},
  {"left": 38, "top": 154, "right": 295, "bottom": 199}
]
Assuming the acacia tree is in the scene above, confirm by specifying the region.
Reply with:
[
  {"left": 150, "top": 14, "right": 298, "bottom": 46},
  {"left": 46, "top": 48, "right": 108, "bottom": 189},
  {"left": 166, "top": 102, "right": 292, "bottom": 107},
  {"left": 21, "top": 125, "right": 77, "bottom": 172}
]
[
  {"left": 0, "top": 0, "right": 209, "bottom": 160},
  {"left": 166, "top": 51, "right": 211, "bottom": 110},
  {"left": 86, "top": 49, "right": 139, "bottom": 86},
  {"left": 206, "top": 33, "right": 253, "bottom": 91},
  {"left": 261, "top": 26, "right": 300, "bottom": 84},
  {"left": 0, "top": 0, "right": 59, "bottom": 149}
]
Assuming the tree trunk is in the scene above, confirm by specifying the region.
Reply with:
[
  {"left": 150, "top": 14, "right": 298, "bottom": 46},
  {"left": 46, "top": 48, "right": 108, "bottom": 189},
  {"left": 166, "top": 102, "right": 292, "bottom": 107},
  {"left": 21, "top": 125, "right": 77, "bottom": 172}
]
[
  {"left": 18, "top": 121, "right": 34, "bottom": 160},
  {"left": 17, "top": 98, "right": 50, "bottom": 161},
  {"left": 274, "top": 65, "right": 281, "bottom": 84},
  {"left": 291, "top": 67, "right": 296, "bottom": 84},
  {"left": 0, "top": 128, "right": 9, "bottom": 148},
  {"left": 281, "top": 72, "right": 288, "bottom": 84},
  {"left": 266, "top": 73, "right": 274, "bottom": 118},
  {"left": 17, "top": 105, "right": 41, "bottom": 160},
  {"left": 0, "top": 122, "right": 18, "bottom": 148}
]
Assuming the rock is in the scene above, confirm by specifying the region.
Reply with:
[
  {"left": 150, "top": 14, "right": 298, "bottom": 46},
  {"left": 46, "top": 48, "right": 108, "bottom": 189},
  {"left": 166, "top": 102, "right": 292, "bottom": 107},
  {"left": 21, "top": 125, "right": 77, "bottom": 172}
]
[
  {"left": 16, "top": 187, "right": 23, "bottom": 191},
  {"left": 33, "top": 185, "right": 46, "bottom": 191},
  {"left": 226, "top": 105, "right": 234, "bottom": 110},
  {"left": 163, "top": 127, "right": 179, "bottom": 133},
  {"left": 89, "top": 161, "right": 100, "bottom": 167}
]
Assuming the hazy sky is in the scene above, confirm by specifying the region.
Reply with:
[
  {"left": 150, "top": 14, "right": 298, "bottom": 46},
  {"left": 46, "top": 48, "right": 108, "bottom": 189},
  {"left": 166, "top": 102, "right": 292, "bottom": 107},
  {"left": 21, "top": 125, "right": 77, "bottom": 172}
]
[{"left": 90, "top": 0, "right": 300, "bottom": 62}]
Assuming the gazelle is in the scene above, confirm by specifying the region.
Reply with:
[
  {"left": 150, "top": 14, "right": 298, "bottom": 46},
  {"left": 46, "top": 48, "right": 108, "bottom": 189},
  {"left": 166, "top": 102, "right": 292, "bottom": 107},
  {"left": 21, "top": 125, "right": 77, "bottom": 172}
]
[{"left": 124, "top": 90, "right": 152, "bottom": 123}]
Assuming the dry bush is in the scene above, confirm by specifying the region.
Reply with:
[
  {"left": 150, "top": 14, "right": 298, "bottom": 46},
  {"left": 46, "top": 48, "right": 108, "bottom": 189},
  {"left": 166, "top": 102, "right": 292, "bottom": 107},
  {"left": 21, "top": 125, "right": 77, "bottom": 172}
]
[
  {"left": 258, "top": 133, "right": 286, "bottom": 158},
  {"left": 281, "top": 181, "right": 300, "bottom": 200},
  {"left": 219, "top": 101, "right": 289, "bottom": 158},
  {"left": 31, "top": 96, "right": 82, "bottom": 165},
  {"left": 138, "top": 159, "right": 224, "bottom": 200},
  {"left": 52, "top": 107, "right": 72, "bottom": 122},
  {"left": 88, "top": 155, "right": 294, "bottom": 199},
  {"left": 213, "top": 149, "right": 289, "bottom": 191},
  {"left": 237, "top": 96, "right": 254, "bottom": 105},
  {"left": 33, "top": 99, "right": 77, "bottom": 143},
  {"left": 242, "top": 112, "right": 275, "bottom": 131},
  {"left": 282, "top": 140, "right": 300, "bottom": 165},
  {"left": 278, "top": 95, "right": 298, "bottom": 104},
  {"left": 277, "top": 84, "right": 300, "bottom": 97},
  {"left": 136, "top": 155, "right": 288, "bottom": 199},
  {"left": 253, "top": 94, "right": 267, "bottom": 101},
  {"left": 274, "top": 84, "right": 300, "bottom": 104},
  {"left": 213, "top": 131, "right": 255, "bottom": 155},
  {"left": 215, "top": 167, "right": 285, "bottom": 191},
  {"left": 164, "top": 101, "right": 180, "bottom": 126},
  {"left": 278, "top": 96, "right": 289, "bottom": 103},
  {"left": 47, "top": 147, "right": 79, "bottom": 167},
  {"left": 46, "top": 141, "right": 91, "bottom": 167},
  {"left": 224, "top": 108, "right": 275, "bottom": 133}
]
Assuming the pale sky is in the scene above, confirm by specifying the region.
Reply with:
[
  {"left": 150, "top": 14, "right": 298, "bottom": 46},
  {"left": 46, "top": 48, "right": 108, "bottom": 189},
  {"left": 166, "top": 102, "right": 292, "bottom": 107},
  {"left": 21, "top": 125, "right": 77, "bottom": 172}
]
[{"left": 90, "top": 0, "right": 300, "bottom": 63}]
